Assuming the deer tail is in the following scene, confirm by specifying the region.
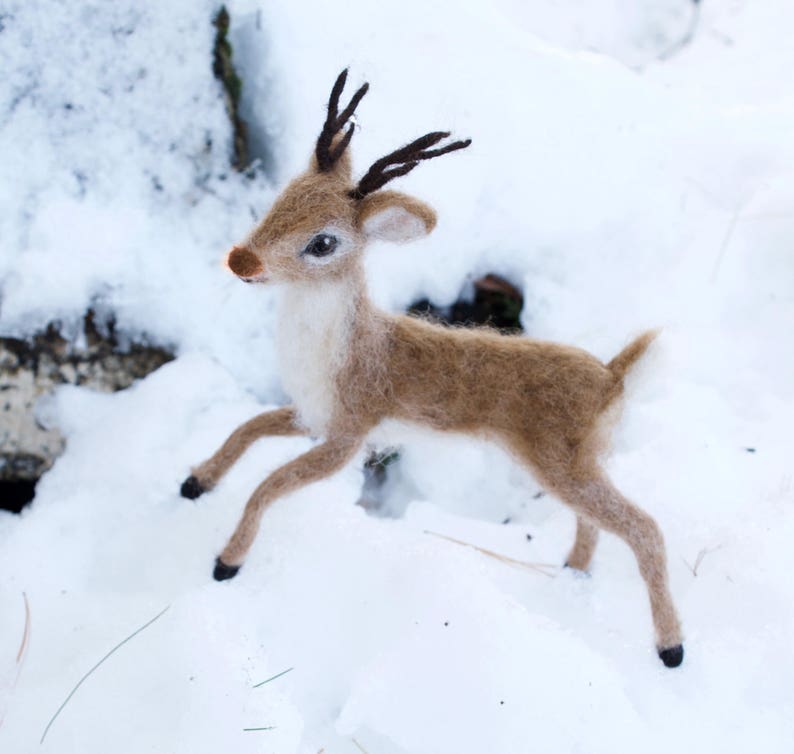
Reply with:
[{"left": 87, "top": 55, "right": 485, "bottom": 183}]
[{"left": 606, "top": 329, "right": 659, "bottom": 380}]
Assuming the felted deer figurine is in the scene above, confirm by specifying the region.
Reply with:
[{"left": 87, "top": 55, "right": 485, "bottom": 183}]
[{"left": 181, "top": 69, "right": 684, "bottom": 668}]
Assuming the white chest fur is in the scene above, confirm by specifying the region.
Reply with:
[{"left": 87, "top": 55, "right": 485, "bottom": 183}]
[{"left": 275, "top": 280, "right": 355, "bottom": 435}]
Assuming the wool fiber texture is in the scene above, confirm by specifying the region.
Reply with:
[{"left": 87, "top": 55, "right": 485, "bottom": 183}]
[{"left": 187, "top": 70, "right": 683, "bottom": 659}]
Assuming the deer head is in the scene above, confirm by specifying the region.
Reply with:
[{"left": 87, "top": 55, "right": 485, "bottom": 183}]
[{"left": 226, "top": 69, "right": 471, "bottom": 284}]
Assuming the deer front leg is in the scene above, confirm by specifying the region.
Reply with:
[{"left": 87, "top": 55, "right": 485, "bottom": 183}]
[
  {"left": 213, "top": 434, "right": 363, "bottom": 581},
  {"left": 180, "top": 406, "right": 306, "bottom": 500}
]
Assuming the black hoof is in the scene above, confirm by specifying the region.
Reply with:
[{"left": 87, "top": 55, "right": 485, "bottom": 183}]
[
  {"left": 213, "top": 557, "right": 240, "bottom": 581},
  {"left": 563, "top": 561, "right": 591, "bottom": 577},
  {"left": 658, "top": 644, "right": 684, "bottom": 668},
  {"left": 180, "top": 475, "right": 205, "bottom": 500}
]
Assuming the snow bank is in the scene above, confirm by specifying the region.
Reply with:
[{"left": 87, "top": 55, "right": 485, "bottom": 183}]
[
  {"left": 2, "top": 0, "right": 794, "bottom": 752},
  {"left": 0, "top": 0, "right": 280, "bottom": 396}
]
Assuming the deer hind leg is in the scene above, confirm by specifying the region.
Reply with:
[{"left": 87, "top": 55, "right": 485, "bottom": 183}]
[
  {"left": 213, "top": 435, "right": 362, "bottom": 581},
  {"left": 565, "top": 516, "right": 600, "bottom": 572},
  {"left": 180, "top": 406, "right": 305, "bottom": 500},
  {"left": 549, "top": 465, "right": 683, "bottom": 666}
]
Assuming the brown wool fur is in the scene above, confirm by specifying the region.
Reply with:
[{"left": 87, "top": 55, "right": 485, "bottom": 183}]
[{"left": 186, "top": 70, "right": 683, "bottom": 664}]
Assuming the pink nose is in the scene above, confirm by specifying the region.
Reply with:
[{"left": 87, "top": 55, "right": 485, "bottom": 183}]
[{"left": 226, "top": 246, "right": 264, "bottom": 279}]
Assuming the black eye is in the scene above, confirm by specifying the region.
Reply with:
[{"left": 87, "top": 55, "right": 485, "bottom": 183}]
[{"left": 302, "top": 234, "right": 338, "bottom": 258}]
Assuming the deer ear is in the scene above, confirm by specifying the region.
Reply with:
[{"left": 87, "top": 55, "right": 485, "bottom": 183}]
[{"left": 356, "top": 191, "right": 437, "bottom": 243}]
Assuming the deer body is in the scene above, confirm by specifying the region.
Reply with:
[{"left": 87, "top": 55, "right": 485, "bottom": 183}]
[{"left": 180, "top": 70, "right": 684, "bottom": 668}]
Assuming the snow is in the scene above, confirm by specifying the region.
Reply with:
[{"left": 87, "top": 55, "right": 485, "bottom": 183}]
[{"left": 2, "top": 0, "right": 794, "bottom": 752}]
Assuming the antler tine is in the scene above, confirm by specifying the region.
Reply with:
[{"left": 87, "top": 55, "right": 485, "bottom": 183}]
[
  {"left": 328, "top": 123, "right": 355, "bottom": 165},
  {"left": 316, "top": 68, "right": 369, "bottom": 172},
  {"left": 350, "top": 131, "right": 472, "bottom": 200},
  {"left": 335, "top": 81, "right": 369, "bottom": 130},
  {"left": 327, "top": 68, "right": 348, "bottom": 121},
  {"left": 315, "top": 70, "right": 346, "bottom": 169}
]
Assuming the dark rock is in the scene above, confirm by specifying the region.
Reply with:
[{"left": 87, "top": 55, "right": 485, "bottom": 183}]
[
  {"left": 0, "top": 310, "right": 173, "bottom": 492},
  {"left": 212, "top": 6, "right": 248, "bottom": 171}
]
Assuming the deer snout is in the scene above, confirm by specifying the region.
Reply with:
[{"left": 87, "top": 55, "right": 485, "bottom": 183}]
[{"left": 226, "top": 246, "right": 266, "bottom": 282}]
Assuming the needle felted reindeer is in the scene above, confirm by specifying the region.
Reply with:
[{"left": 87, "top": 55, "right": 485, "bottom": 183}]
[{"left": 181, "top": 69, "right": 684, "bottom": 668}]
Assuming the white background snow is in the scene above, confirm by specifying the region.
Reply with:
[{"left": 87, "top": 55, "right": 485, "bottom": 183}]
[{"left": 1, "top": 0, "right": 793, "bottom": 751}]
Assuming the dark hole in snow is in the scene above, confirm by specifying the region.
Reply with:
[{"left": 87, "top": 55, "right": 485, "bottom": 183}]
[
  {"left": 0, "top": 478, "right": 37, "bottom": 513},
  {"left": 408, "top": 274, "right": 524, "bottom": 334},
  {"left": 358, "top": 273, "right": 525, "bottom": 515}
]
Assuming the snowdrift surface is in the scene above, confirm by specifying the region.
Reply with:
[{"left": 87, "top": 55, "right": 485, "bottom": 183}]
[{"left": 2, "top": 1, "right": 794, "bottom": 752}]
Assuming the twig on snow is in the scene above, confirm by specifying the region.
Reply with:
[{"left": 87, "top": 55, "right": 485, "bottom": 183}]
[
  {"left": 711, "top": 202, "right": 743, "bottom": 282},
  {"left": 424, "top": 530, "right": 558, "bottom": 577},
  {"left": 16, "top": 592, "right": 31, "bottom": 664},
  {"left": 40, "top": 604, "right": 170, "bottom": 744},
  {"left": 0, "top": 593, "right": 32, "bottom": 731},
  {"left": 683, "top": 545, "right": 722, "bottom": 577},
  {"left": 253, "top": 666, "right": 293, "bottom": 688}
]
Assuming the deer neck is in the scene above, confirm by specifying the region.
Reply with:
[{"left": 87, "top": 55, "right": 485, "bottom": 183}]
[{"left": 275, "top": 275, "right": 379, "bottom": 435}]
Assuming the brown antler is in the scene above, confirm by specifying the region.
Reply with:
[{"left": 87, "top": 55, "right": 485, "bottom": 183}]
[
  {"left": 350, "top": 131, "right": 472, "bottom": 200},
  {"left": 315, "top": 69, "right": 369, "bottom": 172}
]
